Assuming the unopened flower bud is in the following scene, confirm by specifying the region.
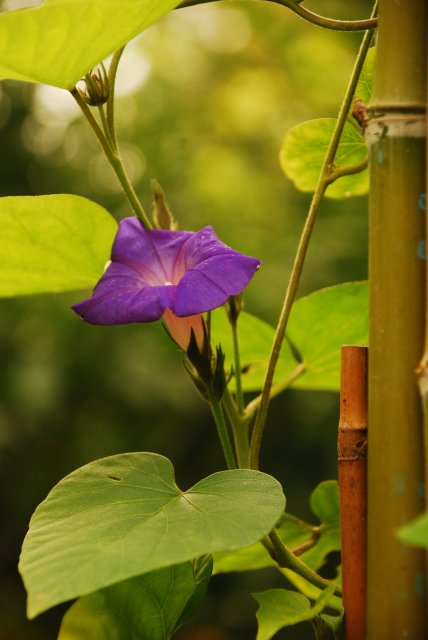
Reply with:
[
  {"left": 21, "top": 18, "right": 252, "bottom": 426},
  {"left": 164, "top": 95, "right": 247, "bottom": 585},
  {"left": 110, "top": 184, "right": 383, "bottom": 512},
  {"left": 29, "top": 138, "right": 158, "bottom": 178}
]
[
  {"left": 225, "top": 294, "right": 243, "bottom": 325},
  {"left": 78, "top": 65, "right": 109, "bottom": 107},
  {"left": 151, "top": 179, "right": 177, "bottom": 230},
  {"left": 212, "top": 345, "right": 228, "bottom": 400}
]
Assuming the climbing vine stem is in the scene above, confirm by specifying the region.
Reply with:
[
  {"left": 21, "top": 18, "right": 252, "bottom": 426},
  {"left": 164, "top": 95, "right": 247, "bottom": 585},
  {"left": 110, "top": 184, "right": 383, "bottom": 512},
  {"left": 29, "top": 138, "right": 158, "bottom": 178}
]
[
  {"left": 71, "top": 51, "right": 152, "bottom": 229},
  {"left": 249, "top": 2, "right": 377, "bottom": 470},
  {"left": 177, "top": 0, "right": 377, "bottom": 32}
]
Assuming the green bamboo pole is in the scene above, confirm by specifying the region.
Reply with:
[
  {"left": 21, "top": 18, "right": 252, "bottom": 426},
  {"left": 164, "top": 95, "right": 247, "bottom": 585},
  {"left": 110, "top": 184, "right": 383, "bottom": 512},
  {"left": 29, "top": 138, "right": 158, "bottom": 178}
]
[{"left": 366, "top": 2, "right": 427, "bottom": 638}]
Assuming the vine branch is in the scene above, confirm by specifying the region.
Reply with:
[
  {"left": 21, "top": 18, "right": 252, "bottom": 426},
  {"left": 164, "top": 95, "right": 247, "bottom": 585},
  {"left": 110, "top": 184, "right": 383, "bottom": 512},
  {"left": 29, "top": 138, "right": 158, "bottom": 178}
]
[
  {"left": 71, "top": 54, "right": 152, "bottom": 229},
  {"left": 177, "top": 0, "right": 377, "bottom": 32},
  {"left": 107, "top": 46, "right": 125, "bottom": 151},
  {"left": 210, "top": 397, "right": 238, "bottom": 469},
  {"left": 249, "top": 3, "right": 377, "bottom": 470},
  {"left": 265, "top": 528, "right": 342, "bottom": 596},
  {"left": 327, "top": 155, "right": 369, "bottom": 183}
]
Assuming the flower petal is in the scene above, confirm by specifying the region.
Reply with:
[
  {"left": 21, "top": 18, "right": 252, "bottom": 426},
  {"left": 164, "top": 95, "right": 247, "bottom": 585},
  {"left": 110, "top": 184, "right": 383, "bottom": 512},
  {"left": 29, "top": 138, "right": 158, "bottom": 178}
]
[
  {"left": 72, "top": 255, "right": 180, "bottom": 324},
  {"left": 180, "top": 226, "right": 235, "bottom": 269},
  {"left": 174, "top": 253, "right": 261, "bottom": 316},
  {"left": 73, "top": 282, "right": 171, "bottom": 325},
  {"left": 112, "top": 218, "right": 192, "bottom": 285},
  {"left": 72, "top": 220, "right": 261, "bottom": 326}
]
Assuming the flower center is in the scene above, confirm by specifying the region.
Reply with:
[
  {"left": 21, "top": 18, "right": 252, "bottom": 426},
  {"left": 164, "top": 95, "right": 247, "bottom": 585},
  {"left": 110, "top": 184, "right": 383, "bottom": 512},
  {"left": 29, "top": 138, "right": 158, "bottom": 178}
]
[{"left": 164, "top": 281, "right": 173, "bottom": 286}]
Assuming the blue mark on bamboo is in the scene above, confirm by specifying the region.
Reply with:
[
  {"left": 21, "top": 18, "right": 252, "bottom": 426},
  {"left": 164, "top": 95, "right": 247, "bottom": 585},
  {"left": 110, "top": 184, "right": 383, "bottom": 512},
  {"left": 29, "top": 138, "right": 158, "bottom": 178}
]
[
  {"left": 418, "top": 482, "right": 425, "bottom": 499},
  {"left": 377, "top": 149, "right": 384, "bottom": 165},
  {"left": 417, "top": 241, "right": 426, "bottom": 260},
  {"left": 416, "top": 574, "right": 426, "bottom": 597},
  {"left": 417, "top": 194, "right": 427, "bottom": 259}
]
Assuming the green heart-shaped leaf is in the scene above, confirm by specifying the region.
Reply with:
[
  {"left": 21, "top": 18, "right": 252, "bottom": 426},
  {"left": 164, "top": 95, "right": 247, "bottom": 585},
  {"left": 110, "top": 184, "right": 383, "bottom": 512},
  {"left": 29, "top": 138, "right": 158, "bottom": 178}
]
[
  {"left": 287, "top": 281, "right": 368, "bottom": 391},
  {"left": 212, "top": 281, "right": 368, "bottom": 393},
  {"left": 213, "top": 513, "right": 312, "bottom": 574},
  {"left": 214, "top": 481, "right": 340, "bottom": 577},
  {"left": 0, "top": 0, "right": 182, "bottom": 88},
  {"left": 58, "top": 557, "right": 213, "bottom": 640},
  {"left": 354, "top": 46, "right": 376, "bottom": 105},
  {"left": 298, "top": 481, "right": 340, "bottom": 571},
  {"left": 253, "top": 586, "right": 335, "bottom": 640},
  {"left": 19, "top": 452, "right": 285, "bottom": 618},
  {"left": 280, "top": 118, "right": 368, "bottom": 199},
  {"left": 0, "top": 194, "right": 117, "bottom": 297},
  {"left": 211, "top": 309, "right": 295, "bottom": 392}
]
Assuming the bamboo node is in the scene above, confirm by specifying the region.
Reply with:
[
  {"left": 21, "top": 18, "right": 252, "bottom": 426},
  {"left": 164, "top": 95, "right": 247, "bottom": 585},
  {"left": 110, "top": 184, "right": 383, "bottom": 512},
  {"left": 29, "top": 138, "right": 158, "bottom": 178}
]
[{"left": 338, "top": 439, "right": 368, "bottom": 461}]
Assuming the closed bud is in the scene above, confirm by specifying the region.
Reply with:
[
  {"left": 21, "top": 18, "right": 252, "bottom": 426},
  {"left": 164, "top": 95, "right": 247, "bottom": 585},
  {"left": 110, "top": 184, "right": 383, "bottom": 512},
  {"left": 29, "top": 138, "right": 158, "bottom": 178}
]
[
  {"left": 78, "top": 65, "right": 109, "bottom": 107},
  {"left": 212, "top": 345, "right": 228, "bottom": 401},
  {"left": 151, "top": 179, "right": 178, "bottom": 230},
  {"left": 225, "top": 294, "right": 243, "bottom": 325}
]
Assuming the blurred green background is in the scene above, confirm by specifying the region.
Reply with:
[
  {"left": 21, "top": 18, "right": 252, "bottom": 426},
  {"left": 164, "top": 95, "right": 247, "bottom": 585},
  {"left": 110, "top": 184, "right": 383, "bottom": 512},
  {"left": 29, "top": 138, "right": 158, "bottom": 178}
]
[{"left": 0, "top": 1, "right": 371, "bottom": 638}]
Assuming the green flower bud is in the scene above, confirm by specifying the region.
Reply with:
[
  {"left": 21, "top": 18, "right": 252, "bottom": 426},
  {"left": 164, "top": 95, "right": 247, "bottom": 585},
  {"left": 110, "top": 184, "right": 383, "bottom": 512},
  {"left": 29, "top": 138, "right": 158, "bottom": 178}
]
[
  {"left": 150, "top": 179, "right": 178, "bottom": 230},
  {"left": 78, "top": 65, "right": 109, "bottom": 107}
]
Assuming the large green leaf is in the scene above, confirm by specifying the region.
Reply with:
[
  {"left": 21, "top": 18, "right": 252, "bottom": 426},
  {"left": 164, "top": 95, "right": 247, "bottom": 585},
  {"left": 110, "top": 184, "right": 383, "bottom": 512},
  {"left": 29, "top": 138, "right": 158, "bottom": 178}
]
[
  {"left": 214, "top": 481, "right": 340, "bottom": 578},
  {"left": 211, "top": 309, "right": 295, "bottom": 392},
  {"left": 300, "top": 481, "right": 341, "bottom": 570},
  {"left": 0, "top": 0, "right": 182, "bottom": 88},
  {"left": 213, "top": 513, "right": 312, "bottom": 574},
  {"left": 0, "top": 195, "right": 117, "bottom": 297},
  {"left": 279, "top": 483, "right": 342, "bottom": 615},
  {"left": 398, "top": 511, "right": 428, "bottom": 548},
  {"left": 288, "top": 281, "right": 368, "bottom": 391},
  {"left": 253, "top": 586, "right": 335, "bottom": 640},
  {"left": 19, "top": 452, "right": 285, "bottom": 618},
  {"left": 279, "top": 47, "right": 375, "bottom": 202},
  {"left": 280, "top": 118, "right": 368, "bottom": 199},
  {"left": 212, "top": 282, "right": 368, "bottom": 393},
  {"left": 354, "top": 46, "right": 376, "bottom": 105},
  {"left": 58, "top": 557, "right": 212, "bottom": 640}
]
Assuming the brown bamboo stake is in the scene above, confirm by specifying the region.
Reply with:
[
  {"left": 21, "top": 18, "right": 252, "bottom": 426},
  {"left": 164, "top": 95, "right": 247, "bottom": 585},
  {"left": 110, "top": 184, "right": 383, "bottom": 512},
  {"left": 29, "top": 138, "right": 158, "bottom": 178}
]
[{"left": 338, "top": 345, "right": 368, "bottom": 640}]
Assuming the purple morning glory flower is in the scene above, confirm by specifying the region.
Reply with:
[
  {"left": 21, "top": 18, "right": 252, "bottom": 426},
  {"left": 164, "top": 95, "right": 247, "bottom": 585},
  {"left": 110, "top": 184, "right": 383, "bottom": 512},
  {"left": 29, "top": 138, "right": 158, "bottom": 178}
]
[{"left": 73, "top": 218, "right": 261, "bottom": 350}]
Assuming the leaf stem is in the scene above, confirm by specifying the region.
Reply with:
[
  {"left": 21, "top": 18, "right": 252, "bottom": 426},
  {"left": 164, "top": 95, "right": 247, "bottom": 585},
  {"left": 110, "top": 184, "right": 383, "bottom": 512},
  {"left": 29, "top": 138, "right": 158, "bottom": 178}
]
[
  {"left": 327, "top": 155, "right": 368, "bottom": 183},
  {"left": 107, "top": 46, "right": 125, "bottom": 151},
  {"left": 249, "top": 4, "right": 377, "bottom": 470},
  {"left": 210, "top": 397, "right": 238, "bottom": 469},
  {"left": 223, "top": 389, "right": 251, "bottom": 467},
  {"left": 98, "top": 104, "right": 115, "bottom": 149},
  {"left": 245, "top": 362, "right": 306, "bottom": 419},
  {"left": 267, "top": 528, "right": 342, "bottom": 597},
  {"left": 230, "top": 319, "right": 245, "bottom": 414},
  {"left": 272, "top": 0, "right": 377, "bottom": 32},
  {"left": 177, "top": 0, "right": 377, "bottom": 32},
  {"left": 71, "top": 88, "right": 152, "bottom": 229}
]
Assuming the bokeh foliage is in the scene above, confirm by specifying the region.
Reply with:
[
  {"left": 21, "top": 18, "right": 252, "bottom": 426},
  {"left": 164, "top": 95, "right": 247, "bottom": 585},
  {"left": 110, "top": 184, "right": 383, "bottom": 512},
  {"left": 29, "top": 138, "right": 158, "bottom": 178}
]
[{"left": 0, "top": 1, "right": 371, "bottom": 638}]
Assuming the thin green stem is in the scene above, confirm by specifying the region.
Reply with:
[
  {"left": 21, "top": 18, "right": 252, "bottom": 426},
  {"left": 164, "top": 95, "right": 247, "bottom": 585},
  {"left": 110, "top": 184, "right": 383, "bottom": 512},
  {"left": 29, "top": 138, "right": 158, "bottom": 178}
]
[
  {"left": 210, "top": 397, "right": 238, "bottom": 469},
  {"left": 107, "top": 46, "right": 125, "bottom": 151},
  {"left": 110, "top": 155, "right": 152, "bottom": 228},
  {"left": 249, "top": 5, "right": 377, "bottom": 470},
  {"left": 231, "top": 421, "right": 251, "bottom": 468},
  {"left": 177, "top": 0, "right": 377, "bottom": 32},
  {"left": 267, "top": 528, "right": 342, "bottom": 596},
  {"left": 273, "top": 0, "right": 377, "bottom": 32},
  {"left": 222, "top": 386, "right": 248, "bottom": 427},
  {"left": 245, "top": 362, "right": 306, "bottom": 419},
  {"left": 98, "top": 104, "right": 115, "bottom": 149},
  {"left": 223, "top": 389, "right": 251, "bottom": 467},
  {"left": 327, "top": 155, "right": 368, "bottom": 183},
  {"left": 71, "top": 89, "right": 152, "bottom": 228},
  {"left": 231, "top": 320, "right": 245, "bottom": 413},
  {"left": 71, "top": 89, "right": 113, "bottom": 158}
]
